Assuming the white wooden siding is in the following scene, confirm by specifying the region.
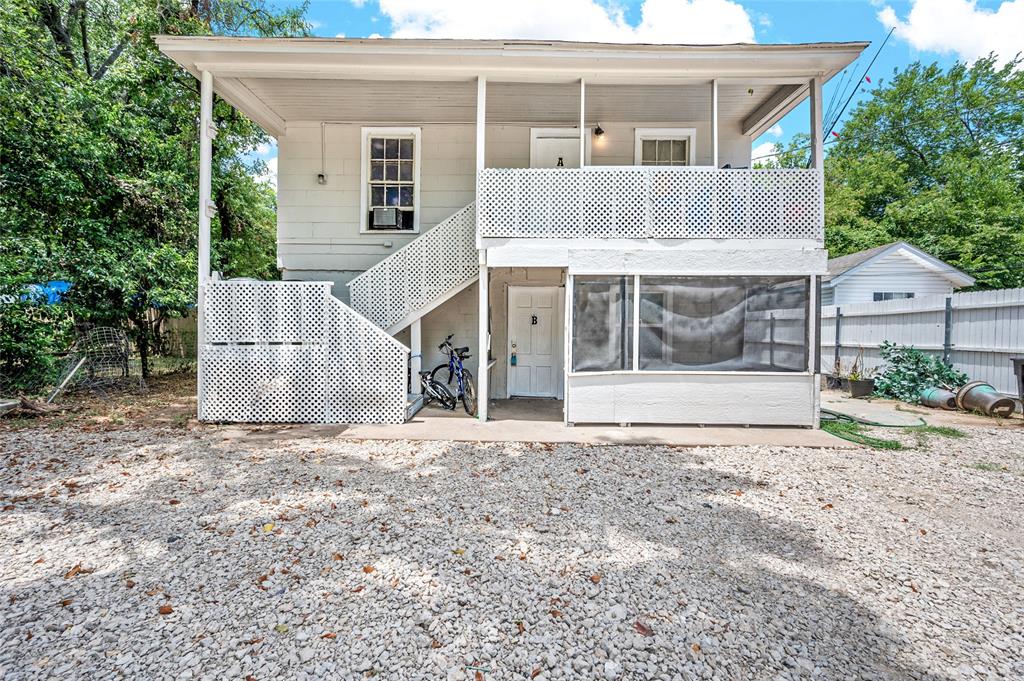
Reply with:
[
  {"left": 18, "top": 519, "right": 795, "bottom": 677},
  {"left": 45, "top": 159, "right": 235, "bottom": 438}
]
[
  {"left": 829, "top": 250, "right": 956, "bottom": 305},
  {"left": 566, "top": 373, "right": 816, "bottom": 426},
  {"left": 822, "top": 288, "right": 1024, "bottom": 395}
]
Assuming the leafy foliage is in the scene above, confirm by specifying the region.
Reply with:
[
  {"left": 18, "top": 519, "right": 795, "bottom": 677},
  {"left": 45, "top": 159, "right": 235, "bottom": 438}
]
[
  {"left": 873, "top": 341, "right": 969, "bottom": 403},
  {"left": 0, "top": 0, "right": 307, "bottom": 391},
  {"left": 759, "top": 57, "right": 1024, "bottom": 288}
]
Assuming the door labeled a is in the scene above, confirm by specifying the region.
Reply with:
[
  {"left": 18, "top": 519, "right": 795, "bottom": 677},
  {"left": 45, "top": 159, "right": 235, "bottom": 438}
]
[
  {"left": 531, "top": 131, "right": 581, "bottom": 168},
  {"left": 508, "top": 287, "right": 563, "bottom": 398}
]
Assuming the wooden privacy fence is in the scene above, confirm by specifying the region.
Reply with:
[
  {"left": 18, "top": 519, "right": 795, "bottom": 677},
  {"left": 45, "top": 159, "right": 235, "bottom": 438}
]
[{"left": 821, "top": 288, "right": 1024, "bottom": 396}]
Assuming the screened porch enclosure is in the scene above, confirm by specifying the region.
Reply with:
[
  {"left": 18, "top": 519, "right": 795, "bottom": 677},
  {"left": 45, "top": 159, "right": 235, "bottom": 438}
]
[{"left": 571, "top": 275, "right": 810, "bottom": 374}]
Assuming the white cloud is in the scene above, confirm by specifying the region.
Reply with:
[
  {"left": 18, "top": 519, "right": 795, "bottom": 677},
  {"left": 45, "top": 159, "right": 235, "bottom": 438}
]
[
  {"left": 335, "top": 32, "right": 346, "bottom": 38},
  {"left": 378, "top": 0, "right": 756, "bottom": 44},
  {"left": 367, "top": 33, "right": 383, "bottom": 39},
  {"left": 767, "top": 123, "right": 783, "bottom": 137},
  {"left": 751, "top": 141, "right": 778, "bottom": 163},
  {"left": 350, "top": 0, "right": 367, "bottom": 6},
  {"left": 257, "top": 156, "right": 278, "bottom": 190},
  {"left": 878, "top": 0, "right": 1024, "bottom": 65}
]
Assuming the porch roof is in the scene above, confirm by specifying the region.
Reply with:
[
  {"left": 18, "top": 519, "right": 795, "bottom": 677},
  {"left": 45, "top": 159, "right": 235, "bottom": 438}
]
[{"left": 156, "top": 36, "right": 867, "bottom": 138}]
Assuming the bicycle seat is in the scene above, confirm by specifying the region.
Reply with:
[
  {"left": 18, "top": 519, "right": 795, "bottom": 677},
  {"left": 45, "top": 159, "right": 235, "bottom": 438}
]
[{"left": 455, "top": 346, "right": 470, "bottom": 354}]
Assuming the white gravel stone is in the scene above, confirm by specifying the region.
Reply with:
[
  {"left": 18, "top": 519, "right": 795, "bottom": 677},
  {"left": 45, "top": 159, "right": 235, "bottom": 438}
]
[{"left": 0, "top": 420, "right": 1022, "bottom": 679}]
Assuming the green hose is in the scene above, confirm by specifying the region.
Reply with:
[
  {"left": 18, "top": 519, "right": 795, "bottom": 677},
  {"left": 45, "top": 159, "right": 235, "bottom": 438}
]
[{"left": 820, "top": 407, "right": 927, "bottom": 428}]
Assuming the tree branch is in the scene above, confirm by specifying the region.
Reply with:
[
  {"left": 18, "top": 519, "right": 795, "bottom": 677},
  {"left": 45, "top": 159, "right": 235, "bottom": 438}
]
[
  {"left": 37, "top": 1, "right": 77, "bottom": 70},
  {"left": 76, "top": 0, "right": 92, "bottom": 76},
  {"left": 92, "top": 36, "right": 128, "bottom": 80}
]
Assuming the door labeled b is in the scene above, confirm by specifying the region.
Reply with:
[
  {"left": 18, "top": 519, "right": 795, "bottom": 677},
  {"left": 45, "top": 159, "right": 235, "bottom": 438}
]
[{"left": 508, "top": 286, "right": 563, "bottom": 398}]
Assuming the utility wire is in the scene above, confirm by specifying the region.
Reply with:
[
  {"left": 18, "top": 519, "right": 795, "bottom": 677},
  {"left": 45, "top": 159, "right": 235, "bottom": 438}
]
[{"left": 826, "top": 27, "right": 895, "bottom": 139}]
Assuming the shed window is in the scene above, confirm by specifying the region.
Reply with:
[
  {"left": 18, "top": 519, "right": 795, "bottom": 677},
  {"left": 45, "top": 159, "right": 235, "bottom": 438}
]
[
  {"left": 572, "top": 276, "right": 633, "bottom": 372},
  {"left": 873, "top": 292, "right": 915, "bottom": 301},
  {"left": 362, "top": 128, "right": 420, "bottom": 232}
]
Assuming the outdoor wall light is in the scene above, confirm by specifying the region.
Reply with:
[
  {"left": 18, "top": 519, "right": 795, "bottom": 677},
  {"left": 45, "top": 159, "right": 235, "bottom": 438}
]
[
  {"left": 594, "top": 123, "right": 605, "bottom": 137},
  {"left": 317, "top": 173, "right": 327, "bottom": 185}
]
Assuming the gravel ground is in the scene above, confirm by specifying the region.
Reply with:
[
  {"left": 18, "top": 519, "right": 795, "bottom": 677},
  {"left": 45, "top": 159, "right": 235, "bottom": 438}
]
[{"left": 1, "top": 420, "right": 1023, "bottom": 680}]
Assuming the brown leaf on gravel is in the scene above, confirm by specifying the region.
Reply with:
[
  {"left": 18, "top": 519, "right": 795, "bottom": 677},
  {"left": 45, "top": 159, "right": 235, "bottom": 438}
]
[
  {"left": 822, "top": 503, "right": 833, "bottom": 510},
  {"left": 59, "top": 598, "right": 73, "bottom": 608},
  {"left": 691, "top": 643, "right": 701, "bottom": 653},
  {"left": 243, "top": 638, "right": 263, "bottom": 646},
  {"left": 63, "top": 564, "right": 93, "bottom": 579},
  {"left": 33, "top": 558, "right": 44, "bottom": 565},
  {"left": 431, "top": 639, "right": 443, "bottom": 649},
  {"left": 531, "top": 668, "right": 542, "bottom": 679},
  {"left": 590, "top": 574, "right": 601, "bottom": 584},
  {"left": 332, "top": 553, "right": 344, "bottom": 561},
  {"left": 362, "top": 565, "right": 375, "bottom": 573},
  {"left": 495, "top": 555, "right": 505, "bottom": 561},
  {"left": 475, "top": 672, "right": 484, "bottom": 681},
  {"left": 246, "top": 676, "right": 258, "bottom": 681},
  {"left": 634, "top": 620, "right": 655, "bottom": 637},
  {"left": 549, "top": 609, "right": 562, "bottom": 618},
  {"left": 351, "top": 585, "right": 365, "bottom": 593},
  {"left": 158, "top": 605, "right": 173, "bottom": 615},
  {"left": 517, "top": 621, "right": 525, "bottom": 634},
  {"left": 920, "top": 528, "right": 928, "bottom": 536},
  {"left": 125, "top": 580, "right": 135, "bottom": 589},
  {"left": 168, "top": 499, "right": 180, "bottom": 505},
  {"left": 321, "top": 632, "right": 337, "bottom": 639}
]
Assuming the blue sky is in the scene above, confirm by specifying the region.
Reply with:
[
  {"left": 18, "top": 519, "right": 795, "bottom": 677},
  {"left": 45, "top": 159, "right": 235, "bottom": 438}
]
[{"left": 254, "top": 0, "right": 1022, "bottom": 183}]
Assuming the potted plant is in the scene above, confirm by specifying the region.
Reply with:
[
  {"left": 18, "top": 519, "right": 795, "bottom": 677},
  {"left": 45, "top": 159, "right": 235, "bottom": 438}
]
[{"left": 845, "top": 349, "right": 876, "bottom": 398}]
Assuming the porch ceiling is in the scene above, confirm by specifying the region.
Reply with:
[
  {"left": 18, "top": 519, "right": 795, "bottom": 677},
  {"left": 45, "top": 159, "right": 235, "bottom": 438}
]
[
  {"left": 156, "top": 36, "right": 867, "bottom": 137},
  {"left": 237, "top": 79, "right": 786, "bottom": 127}
]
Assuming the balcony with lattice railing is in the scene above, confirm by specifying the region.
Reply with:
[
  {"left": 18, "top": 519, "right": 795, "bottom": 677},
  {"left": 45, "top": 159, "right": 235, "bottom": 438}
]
[{"left": 477, "top": 167, "right": 823, "bottom": 241}]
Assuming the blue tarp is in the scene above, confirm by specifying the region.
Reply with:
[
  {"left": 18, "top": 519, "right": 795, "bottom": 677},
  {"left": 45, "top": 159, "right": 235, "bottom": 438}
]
[{"left": 0, "top": 281, "right": 72, "bottom": 305}]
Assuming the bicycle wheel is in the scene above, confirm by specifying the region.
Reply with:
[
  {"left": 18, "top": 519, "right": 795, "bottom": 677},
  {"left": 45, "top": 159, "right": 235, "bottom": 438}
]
[
  {"left": 430, "top": 363, "right": 454, "bottom": 388},
  {"left": 460, "top": 369, "right": 477, "bottom": 416},
  {"left": 424, "top": 378, "right": 456, "bottom": 411}
]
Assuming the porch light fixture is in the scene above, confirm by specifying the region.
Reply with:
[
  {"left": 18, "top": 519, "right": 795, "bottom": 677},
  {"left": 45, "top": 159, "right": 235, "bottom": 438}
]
[
  {"left": 317, "top": 173, "right": 327, "bottom": 185},
  {"left": 593, "top": 123, "right": 605, "bottom": 138}
]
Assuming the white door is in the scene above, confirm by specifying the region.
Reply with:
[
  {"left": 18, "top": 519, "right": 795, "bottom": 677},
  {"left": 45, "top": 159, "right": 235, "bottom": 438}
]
[
  {"left": 531, "top": 129, "right": 582, "bottom": 168},
  {"left": 508, "top": 286, "right": 563, "bottom": 398}
]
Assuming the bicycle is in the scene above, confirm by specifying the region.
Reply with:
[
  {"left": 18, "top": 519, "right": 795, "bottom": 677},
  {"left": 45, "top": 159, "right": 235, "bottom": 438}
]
[
  {"left": 419, "top": 370, "right": 456, "bottom": 411},
  {"left": 430, "top": 334, "right": 477, "bottom": 416}
]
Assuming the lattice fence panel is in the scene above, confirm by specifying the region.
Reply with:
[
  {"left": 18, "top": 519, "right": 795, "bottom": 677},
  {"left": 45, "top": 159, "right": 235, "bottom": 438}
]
[
  {"left": 348, "top": 203, "right": 477, "bottom": 332},
  {"left": 325, "top": 298, "right": 409, "bottom": 424},
  {"left": 200, "top": 345, "right": 327, "bottom": 422},
  {"left": 479, "top": 167, "right": 824, "bottom": 241},
  {"left": 199, "top": 280, "right": 409, "bottom": 425}
]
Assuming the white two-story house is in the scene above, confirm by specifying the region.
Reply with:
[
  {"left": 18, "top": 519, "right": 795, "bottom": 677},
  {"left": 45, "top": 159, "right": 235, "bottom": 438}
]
[{"left": 158, "top": 36, "right": 866, "bottom": 428}]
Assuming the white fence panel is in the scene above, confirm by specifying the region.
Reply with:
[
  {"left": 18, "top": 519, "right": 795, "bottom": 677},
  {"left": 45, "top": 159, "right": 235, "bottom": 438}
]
[
  {"left": 478, "top": 167, "right": 823, "bottom": 241},
  {"left": 822, "top": 288, "right": 1024, "bottom": 395},
  {"left": 199, "top": 280, "right": 409, "bottom": 424}
]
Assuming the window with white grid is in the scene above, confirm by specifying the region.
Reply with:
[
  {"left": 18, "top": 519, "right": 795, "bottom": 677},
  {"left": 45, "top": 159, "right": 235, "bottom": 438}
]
[
  {"left": 361, "top": 127, "right": 421, "bottom": 232},
  {"left": 634, "top": 128, "right": 696, "bottom": 167}
]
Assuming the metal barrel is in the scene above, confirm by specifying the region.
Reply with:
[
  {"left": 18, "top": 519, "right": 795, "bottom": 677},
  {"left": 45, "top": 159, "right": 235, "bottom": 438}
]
[
  {"left": 919, "top": 387, "right": 957, "bottom": 410},
  {"left": 955, "top": 380, "right": 1017, "bottom": 418}
]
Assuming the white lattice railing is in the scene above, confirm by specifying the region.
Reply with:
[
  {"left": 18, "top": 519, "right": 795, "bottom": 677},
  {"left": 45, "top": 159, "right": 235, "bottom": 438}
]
[
  {"left": 348, "top": 203, "right": 477, "bottom": 333},
  {"left": 477, "top": 167, "right": 823, "bottom": 241},
  {"left": 199, "top": 280, "right": 409, "bottom": 424}
]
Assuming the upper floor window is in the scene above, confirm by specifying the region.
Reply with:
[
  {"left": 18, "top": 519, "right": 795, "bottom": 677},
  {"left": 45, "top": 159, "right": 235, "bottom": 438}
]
[
  {"left": 634, "top": 128, "right": 696, "bottom": 167},
  {"left": 361, "top": 127, "right": 420, "bottom": 232},
  {"left": 873, "top": 292, "right": 915, "bottom": 301}
]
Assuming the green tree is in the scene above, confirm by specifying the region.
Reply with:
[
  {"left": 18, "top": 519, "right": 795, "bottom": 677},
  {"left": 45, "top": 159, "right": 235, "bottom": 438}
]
[
  {"left": 0, "top": 0, "right": 306, "bottom": 390},
  {"left": 823, "top": 56, "right": 1024, "bottom": 288}
]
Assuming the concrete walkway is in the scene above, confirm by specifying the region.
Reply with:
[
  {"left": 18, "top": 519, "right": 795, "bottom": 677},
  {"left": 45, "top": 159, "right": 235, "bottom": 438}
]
[{"left": 215, "top": 398, "right": 851, "bottom": 448}]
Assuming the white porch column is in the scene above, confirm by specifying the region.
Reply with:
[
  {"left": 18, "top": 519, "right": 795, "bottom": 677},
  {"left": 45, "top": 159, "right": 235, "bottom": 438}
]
[
  {"left": 809, "top": 76, "right": 824, "bottom": 169},
  {"left": 476, "top": 75, "right": 489, "bottom": 421},
  {"left": 579, "top": 78, "right": 586, "bottom": 166},
  {"left": 475, "top": 76, "right": 486, "bottom": 249},
  {"left": 711, "top": 79, "right": 719, "bottom": 168},
  {"left": 808, "top": 274, "right": 820, "bottom": 428},
  {"left": 410, "top": 318, "right": 422, "bottom": 395},
  {"left": 477, "top": 263, "right": 489, "bottom": 421},
  {"left": 199, "top": 70, "right": 214, "bottom": 283}
]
